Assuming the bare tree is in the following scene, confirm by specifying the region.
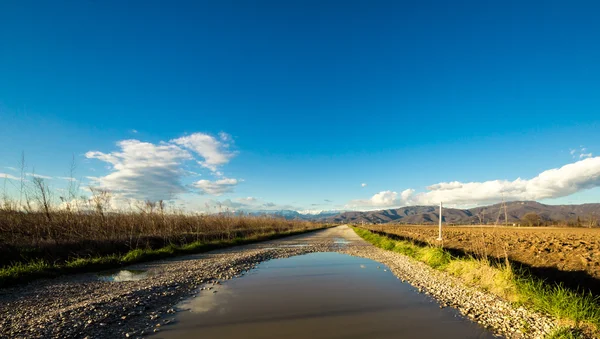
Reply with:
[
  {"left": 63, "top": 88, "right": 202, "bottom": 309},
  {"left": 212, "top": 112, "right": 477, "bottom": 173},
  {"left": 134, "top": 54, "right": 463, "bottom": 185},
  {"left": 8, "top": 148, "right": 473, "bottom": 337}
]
[
  {"left": 65, "top": 154, "right": 80, "bottom": 211},
  {"left": 494, "top": 204, "right": 502, "bottom": 226},
  {"left": 158, "top": 200, "right": 165, "bottom": 215},
  {"left": 89, "top": 187, "right": 112, "bottom": 217},
  {"left": 522, "top": 212, "right": 541, "bottom": 227},
  {"left": 145, "top": 200, "right": 156, "bottom": 214},
  {"left": 19, "top": 152, "right": 25, "bottom": 207},
  {"left": 588, "top": 213, "right": 598, "bottom": 228},
  {"left": 32, "top": 176, "right": 52, "bottom": 221},
  {"left": 477, "top": 210, "right": 486, "bottom": 225}
]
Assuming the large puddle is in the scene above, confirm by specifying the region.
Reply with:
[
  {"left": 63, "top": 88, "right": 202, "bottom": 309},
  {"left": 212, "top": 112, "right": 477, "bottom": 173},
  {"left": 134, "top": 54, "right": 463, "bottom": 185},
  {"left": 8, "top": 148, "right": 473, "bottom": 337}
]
[{"left": 152, "top": 252, "right": 494, "bottom": 339}]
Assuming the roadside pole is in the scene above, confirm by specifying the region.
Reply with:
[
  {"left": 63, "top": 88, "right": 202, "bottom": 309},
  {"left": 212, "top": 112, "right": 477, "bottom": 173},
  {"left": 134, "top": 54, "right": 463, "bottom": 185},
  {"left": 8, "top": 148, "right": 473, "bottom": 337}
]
[{"left": 437, "top": 201, "right": 443, "bottom": 241}]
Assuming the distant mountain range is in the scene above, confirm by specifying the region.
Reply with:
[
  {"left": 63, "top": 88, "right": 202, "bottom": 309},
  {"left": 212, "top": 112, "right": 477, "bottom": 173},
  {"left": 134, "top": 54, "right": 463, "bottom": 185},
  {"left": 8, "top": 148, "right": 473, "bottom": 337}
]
[
  {"left": 320, "top": 201, "right": 600, "bottom": 225},
  {"left": 248, "top": 210, "right": 341, "bottom": 220},
  {"left": 246, "top": 201, "right": 600, "bottom": 225}
]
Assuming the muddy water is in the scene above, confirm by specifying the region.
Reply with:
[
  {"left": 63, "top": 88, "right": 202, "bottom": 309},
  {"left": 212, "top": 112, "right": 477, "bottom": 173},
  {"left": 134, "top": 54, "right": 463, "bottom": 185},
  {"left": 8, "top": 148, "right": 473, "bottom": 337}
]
[{"left": 152, "top": 252, "right": 494, "bottom": 339}]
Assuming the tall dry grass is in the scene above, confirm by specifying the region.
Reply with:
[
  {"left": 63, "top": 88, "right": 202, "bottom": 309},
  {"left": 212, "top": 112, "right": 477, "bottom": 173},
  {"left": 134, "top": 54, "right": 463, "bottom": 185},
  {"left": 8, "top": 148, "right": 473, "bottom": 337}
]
[
  {"left": 0, "top": 175, "right": 323, "bottom": 268},
  {"left": 0, "top": 209, "right": 322, "bottom": 267}
]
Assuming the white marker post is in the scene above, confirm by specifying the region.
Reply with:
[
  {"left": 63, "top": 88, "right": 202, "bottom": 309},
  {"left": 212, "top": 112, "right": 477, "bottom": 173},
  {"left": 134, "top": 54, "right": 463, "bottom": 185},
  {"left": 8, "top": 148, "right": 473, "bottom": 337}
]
[{"left": 437, "top": 201, "right": 443, "bottom": 241}]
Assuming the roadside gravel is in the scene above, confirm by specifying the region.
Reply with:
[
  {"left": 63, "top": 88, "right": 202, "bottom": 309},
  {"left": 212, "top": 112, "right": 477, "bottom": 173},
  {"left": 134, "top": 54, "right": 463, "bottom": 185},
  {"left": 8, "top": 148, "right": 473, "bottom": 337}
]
[
  {"left": 0, "top": 226, "right": 557, "bottom": 338},
  {"left": 342, "top": 245, "right": 556, "bottom": 338}
]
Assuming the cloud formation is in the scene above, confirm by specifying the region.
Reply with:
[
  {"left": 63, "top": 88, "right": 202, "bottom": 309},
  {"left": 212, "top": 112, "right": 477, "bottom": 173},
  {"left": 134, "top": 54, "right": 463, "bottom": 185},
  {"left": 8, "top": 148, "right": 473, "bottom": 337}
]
[
  {"left": 86, "top": 139, "right": 192, "bottom": 200},
  {"left": 0, "top": 173, "right": 20, "bottom": 181},
  {"left": 571, "top": 146, "right": 593, "bottom": 159},
  {"left": 26, "top": 173, "right": 53, "bottom": 180},
  {"left": 205, "top": 197, "right": 299, "bottom": 212},
  {"left": 171, "top": 133, "right": 235, "bottom": 172},
  {"left": 369, "top": 190, "right": 397, "bottom": 205},
  {"left": 348, "top": 156, "right": 600, "bottom": 209},
  {"left": 193, "top": 178, "right": 239, "bottom": 195},
  {"left": 361, "top": 183, "right": 367, "bottom": 187},
  {"left": 57, "top": 176, "right": 78, "bottom": 182},
  {"left": 348, "top": 189, "right": 413, "bottom": 208},
  {"left": 0, "top": 172, "right": 61, "bottom": 183},
  {"left": 86, "top": 133, "right": 239, "bottom": 200}
]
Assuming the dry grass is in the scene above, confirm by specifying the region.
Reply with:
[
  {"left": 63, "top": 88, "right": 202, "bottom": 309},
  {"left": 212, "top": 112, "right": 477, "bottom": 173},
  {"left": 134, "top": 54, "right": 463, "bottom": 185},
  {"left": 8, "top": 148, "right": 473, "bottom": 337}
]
[
  {"left": 445, "top": 259, "right": 519, "bottom": 302},
  {"left": 0, "top": 176, "right": 324, "bottom": 267},
  {"left": 0, "top": 165, "right": 327, "bottom": 286},
  {"left": 0, "top": 209, "right": 323, "bottom": 267}
]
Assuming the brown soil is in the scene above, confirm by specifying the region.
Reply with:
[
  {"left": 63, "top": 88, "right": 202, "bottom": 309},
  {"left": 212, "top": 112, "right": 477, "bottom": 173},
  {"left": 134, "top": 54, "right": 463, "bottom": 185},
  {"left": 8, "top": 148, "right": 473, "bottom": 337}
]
[{"left": 365, "top": 225, "right": 600, "bottom": 288}]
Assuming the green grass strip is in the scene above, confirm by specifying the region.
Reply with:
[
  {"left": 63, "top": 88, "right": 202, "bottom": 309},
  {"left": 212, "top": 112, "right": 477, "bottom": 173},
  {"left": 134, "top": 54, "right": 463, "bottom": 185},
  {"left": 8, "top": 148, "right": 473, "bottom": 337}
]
[
  {"left": 0, "top": 227, "right": 329, "bottom": 288},
  {"left": 352, "top": 227, "right": 600, "bottom": 338}
]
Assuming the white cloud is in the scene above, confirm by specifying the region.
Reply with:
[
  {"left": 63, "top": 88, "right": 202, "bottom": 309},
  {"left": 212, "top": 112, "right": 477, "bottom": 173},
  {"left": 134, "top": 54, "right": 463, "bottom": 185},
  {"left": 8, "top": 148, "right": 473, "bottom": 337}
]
[
  {"left": 218, "top": 132, "right": 232, "bottom": 143},
  {"left": 57, "top": 176, "right": 78, "bottom": 182},
  {"left": 0, "top": 173, "right": 20, "bottom": 180},
  {"left": 296, "top": 209, "right": 338, "bottom": 215},
  {"left": 571, "top": 146, "right": 593, "bottom": 159},
  {"left": 26, "top": 173, "right": 52, "bottom": 179},
  {"left": 201, "top": 197, "right": 294, "bottom": 212},
  {"left": 348, "top": 190, "right": 398, "bottom": 208},
  {"left": 193, "top": 178, "right": 239, "bottom": 196},
  {"left": 400, "top": 188, "right": 415, "bottom": 201},
  {"left": 86, "top": 133, "right": 240, "bottom": 201},
  {"left": 171, "top": 133, "right": 236, "bottom": 172},
  {"left": 361, "top": 183, "right": 367, "bottom": 187},
  {"left": 370, "top": 190, "right": 398, "bottom": 205},
  {"left": 86, "top": 139, "right": 193, "bottom": 200},
  {"left": 418, "top": 156, "right": 600, "bottom": 205},
  {"left": 211, "top": 198, "right": 246, "bottom": 209},
  {"left": 4, "top": 167, "right": 17, "bottom": 171},
  {"left": 202, "top": 197, "right": 302, "bottom": 213},
  {"left": 348, "top": 156, "right": 600, "bottom": 209},
  {"left": 57, "top": 192, "right": 150, "bottom": 212}
]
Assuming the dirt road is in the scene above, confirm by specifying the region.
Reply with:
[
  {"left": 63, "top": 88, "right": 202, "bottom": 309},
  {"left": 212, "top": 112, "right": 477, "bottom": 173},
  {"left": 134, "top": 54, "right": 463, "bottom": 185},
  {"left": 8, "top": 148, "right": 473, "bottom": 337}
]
[{"left": 0, "top": 226, "right": 555, "bottom": 338}]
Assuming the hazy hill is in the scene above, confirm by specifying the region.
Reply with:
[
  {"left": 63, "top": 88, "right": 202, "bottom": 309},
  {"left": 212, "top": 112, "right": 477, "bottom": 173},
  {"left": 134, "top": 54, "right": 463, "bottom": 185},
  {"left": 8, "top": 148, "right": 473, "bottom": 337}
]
[{"left": 247, "top": 210, "right": 340, "bottom": 221}]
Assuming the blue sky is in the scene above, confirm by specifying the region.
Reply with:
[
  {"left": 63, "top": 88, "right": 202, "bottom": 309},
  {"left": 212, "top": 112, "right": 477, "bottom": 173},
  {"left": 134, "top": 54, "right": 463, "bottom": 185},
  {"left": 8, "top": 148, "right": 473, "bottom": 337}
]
[{"left": 1, "top": 0, "right": 600, "bottom": 212}]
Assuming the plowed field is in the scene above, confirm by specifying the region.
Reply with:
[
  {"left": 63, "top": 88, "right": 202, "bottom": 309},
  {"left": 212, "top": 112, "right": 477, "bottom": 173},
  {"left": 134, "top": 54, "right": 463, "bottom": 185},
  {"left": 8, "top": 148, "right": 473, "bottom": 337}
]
[{"left": 364, "top": 225, "right": 600, "bottom": 281}]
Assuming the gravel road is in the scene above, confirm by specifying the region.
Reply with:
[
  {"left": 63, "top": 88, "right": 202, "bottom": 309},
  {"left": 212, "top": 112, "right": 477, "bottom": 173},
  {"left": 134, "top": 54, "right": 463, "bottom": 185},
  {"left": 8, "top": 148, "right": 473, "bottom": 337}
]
[{"left": 0, "top": 225, "right": 557, "bottom": 338}]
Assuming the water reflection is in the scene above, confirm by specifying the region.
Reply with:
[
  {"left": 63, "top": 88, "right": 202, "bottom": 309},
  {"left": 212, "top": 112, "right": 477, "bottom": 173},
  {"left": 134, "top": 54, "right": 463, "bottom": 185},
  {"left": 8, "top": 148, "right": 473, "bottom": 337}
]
[
  {"left": 98, "top": 269, "right": 149, "bottom": 282},
  {"left": 333, "top": 237, "right": 351, "bottom": 245},
  {"left": 153, "top": 253, "right": 494, "bottom": 339},
  {"left": 179, "top": 285, "right": 233, "bottom": 314}
]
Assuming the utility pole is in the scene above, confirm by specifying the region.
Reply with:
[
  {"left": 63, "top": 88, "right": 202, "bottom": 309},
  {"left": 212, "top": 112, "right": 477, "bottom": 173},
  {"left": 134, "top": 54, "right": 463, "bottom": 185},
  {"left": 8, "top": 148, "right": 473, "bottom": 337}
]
[
  {"left": 437, "top": 201, "right": 443, "bottom": 241},
  {"left": 504, "top": 200, "right": 508, "bottom": 226}
]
